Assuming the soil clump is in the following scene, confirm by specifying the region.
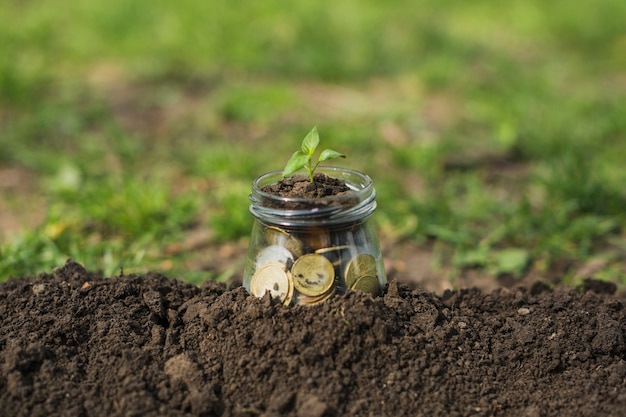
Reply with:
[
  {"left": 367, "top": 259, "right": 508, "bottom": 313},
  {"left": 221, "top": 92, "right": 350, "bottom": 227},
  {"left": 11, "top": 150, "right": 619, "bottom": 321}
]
[
  {"left": 261, "top": 173, "right": 351, "bottom": 200},
  {"left": 1, "top": 259, "right": 625, "bottom": 416}
]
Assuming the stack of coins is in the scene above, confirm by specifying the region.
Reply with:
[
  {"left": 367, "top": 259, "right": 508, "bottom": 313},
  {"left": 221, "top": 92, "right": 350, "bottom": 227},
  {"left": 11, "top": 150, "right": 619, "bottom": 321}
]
[
  {"left": 344, "top": 253, "right": 380, "bottom": 294},
  {"left": 249, "top": 225, "right": 382, "bottom": 306}
]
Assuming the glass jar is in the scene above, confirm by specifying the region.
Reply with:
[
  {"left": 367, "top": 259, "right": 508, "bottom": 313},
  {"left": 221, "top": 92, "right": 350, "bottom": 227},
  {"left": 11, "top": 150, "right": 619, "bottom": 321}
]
[{"left": 243, "top": 166, "right": 386, "bottom": 306}]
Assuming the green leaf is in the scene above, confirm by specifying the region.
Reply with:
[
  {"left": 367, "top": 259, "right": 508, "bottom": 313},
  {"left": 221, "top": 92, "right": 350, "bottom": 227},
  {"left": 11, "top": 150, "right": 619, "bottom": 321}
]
[
  {"left": 301, "top": 126, "right": 319, "bottom": 155},
  {"left": 282, "top": 151, "right": 310, "bottom": 177},
  {"left": 319, "top": 149, "right": 346, "bottom": 162}
]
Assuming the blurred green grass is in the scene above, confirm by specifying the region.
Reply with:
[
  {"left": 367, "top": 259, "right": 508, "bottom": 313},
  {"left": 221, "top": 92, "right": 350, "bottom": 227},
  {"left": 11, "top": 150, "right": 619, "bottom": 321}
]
[{"left": 1, "top": 0, "right": 625, "bottom": 287}]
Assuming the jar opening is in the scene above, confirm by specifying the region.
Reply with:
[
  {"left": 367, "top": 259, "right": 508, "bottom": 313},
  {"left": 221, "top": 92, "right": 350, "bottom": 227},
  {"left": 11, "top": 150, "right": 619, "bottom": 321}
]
[{"left": 249, "top": 167, "right": 377, "bottom": 227}]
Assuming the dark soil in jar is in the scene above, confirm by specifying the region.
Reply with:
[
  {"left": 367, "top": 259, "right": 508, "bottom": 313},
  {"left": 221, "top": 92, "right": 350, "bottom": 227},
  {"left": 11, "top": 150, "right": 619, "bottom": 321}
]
[
  {"left": 259, "top": 173, "right": 358, "bottom": 211},
  {"left": 261, "top": 173, "right": 352, "bottom": 200},
  {"left": 2, "top": 259, "right": 626, "bottom": 416}
]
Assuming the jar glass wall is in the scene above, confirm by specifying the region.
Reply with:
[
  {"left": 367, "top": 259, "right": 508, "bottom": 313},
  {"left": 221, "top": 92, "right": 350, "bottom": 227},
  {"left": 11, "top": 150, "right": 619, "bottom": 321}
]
[{"left": 244, "top": 167, "right": 386, "bottom": 306}]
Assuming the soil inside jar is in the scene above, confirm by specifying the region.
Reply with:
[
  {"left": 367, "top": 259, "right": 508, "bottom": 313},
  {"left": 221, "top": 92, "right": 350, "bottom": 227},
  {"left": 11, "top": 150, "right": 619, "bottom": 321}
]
[{"left": 261, "top": 173, "right": 352, "bottom": 200}]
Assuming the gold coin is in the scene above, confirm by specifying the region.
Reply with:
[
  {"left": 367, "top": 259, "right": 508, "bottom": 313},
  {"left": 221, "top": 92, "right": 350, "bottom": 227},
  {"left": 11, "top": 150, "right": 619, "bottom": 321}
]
[
  {"left": 344, "top": 254, "right": 377, "bottom": 289},
  {"left": 291, "top": 254, "right": 334, "bottom": 297},
  {"left": 315, "top": 245, "right": 351, "bottom": 254},
  {"left": 264, "top": 225, "right": 288, "bottom": 244},
  {"left": 297, "top": 285, "right": 336, "bottom": 306},
  {"left": 282, "top": 271, "right": 295, "bottom": 306},
  {"left": 250, "top": 262, "right": 293, "bottom": 303},
  {"left": 264, "top": 226, "right": 303, "bottom": 257},
  {"left": 300, "top": 227, "right": 330, "bottom": 251},
  {"left": 350, "top": 274, "right": 380, "bottom": 296}
]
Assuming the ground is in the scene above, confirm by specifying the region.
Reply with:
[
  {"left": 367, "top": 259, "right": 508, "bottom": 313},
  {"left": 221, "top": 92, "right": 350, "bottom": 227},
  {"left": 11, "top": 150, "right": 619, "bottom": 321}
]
[{"left": 1, "top": 259, "right": 625, "bottom": 416}]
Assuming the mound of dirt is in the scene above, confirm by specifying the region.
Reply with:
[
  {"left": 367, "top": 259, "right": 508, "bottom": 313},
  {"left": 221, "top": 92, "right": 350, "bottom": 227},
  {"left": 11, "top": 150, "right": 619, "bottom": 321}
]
[{"left": 1, "top": 259, "right": 625, "bottom": 416}]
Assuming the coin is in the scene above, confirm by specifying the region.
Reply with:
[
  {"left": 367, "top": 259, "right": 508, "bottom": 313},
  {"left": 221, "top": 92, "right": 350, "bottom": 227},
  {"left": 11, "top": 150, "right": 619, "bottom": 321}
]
[
  {"left": 344, "top": 254, "right": 377, "bottom": 289},
  {"left": 250, "top": 262, "right": 293, "bottom": 303},
  {"left": 291, "top": 254, "right": 335, "bottom": 297},
  {"left": 255, "top": 245, "right": 293, "bottom": 270},
  {"left": 282, "top": 271, "right": 295, "bottom": 306},
  {"left": 264, "top": 225, "right": 289, "bottom": 244},
  {"left": 350, "top": 274, "right": 380, "bottom": 296},
  {"left": 297, "top": 285, "right": 336, "bottom": 306},
  {"left": 299, "top": 227, "right": 330, "bottom": 251},
  {"left": 264, "top": 226, "right": 303, "bottom": 257},
  {"left": 315, "top": 245, "right": 351, "bottom": 254}
]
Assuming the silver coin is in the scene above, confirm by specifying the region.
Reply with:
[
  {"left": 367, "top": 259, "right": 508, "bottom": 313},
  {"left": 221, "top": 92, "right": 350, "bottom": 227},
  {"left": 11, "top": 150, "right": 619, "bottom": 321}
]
[{"left": 255, "top": 245, "right": 293, "bottom": 270}]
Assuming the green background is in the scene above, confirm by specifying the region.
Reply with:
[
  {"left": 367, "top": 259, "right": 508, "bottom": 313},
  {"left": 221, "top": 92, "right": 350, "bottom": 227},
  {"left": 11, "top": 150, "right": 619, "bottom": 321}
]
[{"left": 1, "top": 0, "right": 625, "bottom": 288}]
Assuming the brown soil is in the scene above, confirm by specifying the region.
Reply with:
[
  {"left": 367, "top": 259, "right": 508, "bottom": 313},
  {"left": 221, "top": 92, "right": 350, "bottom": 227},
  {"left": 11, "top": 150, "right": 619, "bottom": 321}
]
[
  {"left": 2, "top": 260, "right": 626, "bottom": 416},
  {"left": 261, "top": 174, "right": 351, "bottom": 200}
]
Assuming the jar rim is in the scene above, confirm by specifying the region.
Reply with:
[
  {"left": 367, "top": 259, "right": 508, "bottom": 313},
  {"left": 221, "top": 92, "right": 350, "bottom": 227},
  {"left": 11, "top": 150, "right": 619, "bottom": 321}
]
[
  {"left": 249, "top": 166, "right": 377, "bottom": 226},
  {"left": 252, "top": 166, "right": 373, "bottom": 203}
]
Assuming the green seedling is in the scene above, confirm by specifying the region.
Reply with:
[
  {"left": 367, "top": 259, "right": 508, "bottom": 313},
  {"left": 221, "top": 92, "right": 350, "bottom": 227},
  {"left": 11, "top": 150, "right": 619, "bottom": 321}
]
[{"left": 282, "top": 127, "right": 346, "bottom": 182}]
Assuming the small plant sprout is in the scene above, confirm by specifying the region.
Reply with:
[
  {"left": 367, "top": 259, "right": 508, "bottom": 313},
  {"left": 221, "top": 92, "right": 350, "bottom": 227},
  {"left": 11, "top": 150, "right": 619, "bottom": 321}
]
[{"left": 282, "top": 126, "right": 346, "bottom": 182}]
